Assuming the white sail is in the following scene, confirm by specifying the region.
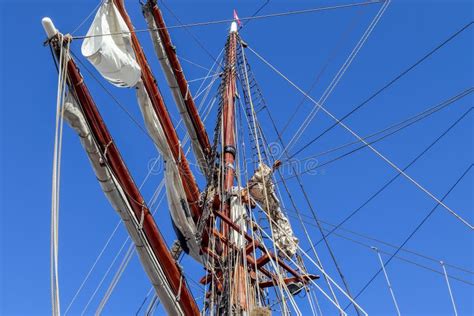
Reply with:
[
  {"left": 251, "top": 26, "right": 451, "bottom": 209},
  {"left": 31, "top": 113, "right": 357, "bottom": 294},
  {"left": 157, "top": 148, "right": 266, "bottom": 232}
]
[
  {"left": 81, "top": 1, "right": 141, "bottom": 88},
  {"left": 136, "top": 81, "right": 202, "bottom": 262}
]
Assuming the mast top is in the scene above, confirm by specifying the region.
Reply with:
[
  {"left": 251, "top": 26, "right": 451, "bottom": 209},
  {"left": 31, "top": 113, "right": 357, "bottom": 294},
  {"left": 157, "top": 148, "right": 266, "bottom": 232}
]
[
  {"left": 230, "top": 21, "right": 238, "bottom": 34},
  {"left": 42, "top": 17, "right": 58, "bottom": 39}
]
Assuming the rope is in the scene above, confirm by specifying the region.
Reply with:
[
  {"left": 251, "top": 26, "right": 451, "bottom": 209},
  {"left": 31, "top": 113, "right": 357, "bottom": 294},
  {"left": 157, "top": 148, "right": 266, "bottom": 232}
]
[
  {"left": 440, "top": 261, "right": 459, "bottom": 316},
  {"left": 71, "top": 0, "right": 385, "bottom": 39},
  {"left": 280, "top": 8, "right": 364, "bottom": 137},
  {"left": 288, "top": 20, "right": 474, "bottom": 159},
  {"left": 282, "top": 0, "right": 390, "bottom": 156},
  {"left": 95, "top": 243, "right": 135, "bottom": 315},
  {"left": 70, "top": 0, "right": 104, "bottom": 35},
  {"left": 135, "top": 287, "right": 154, "bottom": 316},
  {"left": 372, "top": 247, "right": 401, "bottom": 316},
  {"left": 50, "top": 36, "right": 70, "bottom": 316},
  {"left": 63, "top": 221, "right": 122, "bottom": 315},
  {"left": 80, "top": 236, "right": 130, "bottom": 315},
  {"left": 247, "top": 45, "right": 473, "bottom": 230}
]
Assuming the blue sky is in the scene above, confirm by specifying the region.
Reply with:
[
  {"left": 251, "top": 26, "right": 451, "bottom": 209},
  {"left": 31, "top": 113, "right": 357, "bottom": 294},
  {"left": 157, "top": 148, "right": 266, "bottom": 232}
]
[{"left": 1, "top": 0, "right": 472, "bottom": 315}]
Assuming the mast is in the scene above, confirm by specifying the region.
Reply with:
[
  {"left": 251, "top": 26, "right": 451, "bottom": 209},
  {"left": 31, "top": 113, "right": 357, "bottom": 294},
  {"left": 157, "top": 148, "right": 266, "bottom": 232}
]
[
  {"left": 222, "top": 21, "right": 252, "bottom": 312},
  {"left": 112, "top": 0, "right": 203, "bottom": 221},
  {"left": 142, "top": 0, "right": 212, "bottom": 173},
  {"left": 42, "top": 19, "right": 199, "bottom": 315},
  {"left": 221, "top": 22, "right": 238, "bottom": 252}
]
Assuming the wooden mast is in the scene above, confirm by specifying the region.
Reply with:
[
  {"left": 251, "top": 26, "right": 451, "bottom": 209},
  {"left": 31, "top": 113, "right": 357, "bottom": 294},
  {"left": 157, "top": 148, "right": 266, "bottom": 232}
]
[
  {"left": 143, "top": 0, "right": 212, "bottom": 164},
  {"left": 221, "top": 21, "right": 251, "bottom": 312},
  {"left": 112, "top": 0, "right": 203, "bottom": 222},
  {"left": 43, "top": 22, "right": 199, "bottom": 315}
]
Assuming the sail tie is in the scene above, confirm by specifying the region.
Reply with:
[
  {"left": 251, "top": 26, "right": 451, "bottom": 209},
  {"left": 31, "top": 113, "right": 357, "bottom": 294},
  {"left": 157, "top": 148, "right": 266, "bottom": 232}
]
[
  {"left": 139, "top": 204, "right": 146, "bottom": 230},
  {"left": 100, "top": 140, "right": 113, "bottom": 165},
  {"left": 175, "top": 274, "right": 183, "bottom": 302}
]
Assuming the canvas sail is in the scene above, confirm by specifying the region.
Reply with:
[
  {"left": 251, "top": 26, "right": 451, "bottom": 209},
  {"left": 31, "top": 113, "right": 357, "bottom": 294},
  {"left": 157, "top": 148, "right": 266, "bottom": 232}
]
[
  {"left": 136, "top": 81, "right": 202, "bottom": 262},
  {"left": 81, "top": 1, "right": 141, "bottom": 88}
]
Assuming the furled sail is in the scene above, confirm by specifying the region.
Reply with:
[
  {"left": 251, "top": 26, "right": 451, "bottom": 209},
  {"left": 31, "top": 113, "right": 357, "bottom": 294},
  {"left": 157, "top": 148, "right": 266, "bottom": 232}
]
[
  {"left": 143, "top": 6, "right": 211, "bottom": 174},
  {"left": 248, "top": 163, "right": 299, "bottom": 257},
  {"left": 81, "top": 1, "right": 141, "bottom": 88},
  {"left": 136, "top": 81, "right": 202, "bottom": 262},
  {"left": 63, "top": 95, "right": 186, "bottom": 314}
]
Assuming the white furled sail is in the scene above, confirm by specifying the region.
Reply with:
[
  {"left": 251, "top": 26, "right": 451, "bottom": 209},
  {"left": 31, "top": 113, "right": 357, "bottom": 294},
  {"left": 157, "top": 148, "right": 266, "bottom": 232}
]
[
  {"left": 143, "top": 9, "right": 209, "bottom": 174},
  {"left": 63, "top": 95, "right": 185, "bottom": 315},
  {"left": 81, "top": 1, "right": 141, "bottom": 88},
  {"left": 230, "top": 187, "right": 247, "bottom": 247},
  {"left": 136, "top": 81, "right": 202, "bottom": 262},
  {"left": 249, "top": 163, "right": 299, "bottom": 257}
]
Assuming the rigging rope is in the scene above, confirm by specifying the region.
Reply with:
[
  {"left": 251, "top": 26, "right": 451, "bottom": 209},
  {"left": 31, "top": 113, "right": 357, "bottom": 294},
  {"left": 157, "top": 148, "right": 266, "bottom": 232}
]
[
  {"left": 372, "top": 247, "right": 401, "bottom": 316},
  {"left": 281, "top": 0, "right": 390, "bottom": 156},
  {"left": 71, "top": 0, "right": 385, "bottom": 40},
  {"left": 345, "top": 163, "right": 473, "bottom": 310},
  {"left": 50, "top": 36, "right": 70, "bottom": 316},
  {"left": 288, "top": 21, "right": 474, "bottom": 159},
  {"left": 247, "top": 44, "right": 473, "bottom": 230},
  {"left": 280, "top": 8, "right": 364, "bottom": 137},
  {"left": 440, "top": 261, "right": 459, "bottom": 316}
]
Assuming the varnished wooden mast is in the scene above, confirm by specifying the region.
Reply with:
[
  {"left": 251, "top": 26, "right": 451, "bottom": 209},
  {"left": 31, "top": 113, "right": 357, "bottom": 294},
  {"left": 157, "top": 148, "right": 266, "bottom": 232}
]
[
  {"left": 144, "top": 0, "right": 212, "bottom": 163},
  {"left": 112, "top": 0, "right": 203, "bottom": 222},
  {"left": 45, "top": 31, "right": 200, "bottom": 315}
]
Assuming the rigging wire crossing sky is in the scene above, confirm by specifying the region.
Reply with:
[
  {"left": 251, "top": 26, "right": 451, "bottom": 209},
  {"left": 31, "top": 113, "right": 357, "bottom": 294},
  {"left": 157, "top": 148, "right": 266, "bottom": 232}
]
[{"left": 0, "top": 0, "right": 472, "bottom": 315}]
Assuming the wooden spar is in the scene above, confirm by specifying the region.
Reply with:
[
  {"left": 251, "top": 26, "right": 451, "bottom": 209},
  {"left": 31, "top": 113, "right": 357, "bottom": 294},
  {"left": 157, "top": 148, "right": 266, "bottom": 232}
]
[
  {"left": 112, "top": 0, "right": 202, "bottom": 222},
  {"left": 143, "top": 0, "right": 212, "bottom": 164},
  {"left": 44, "top": 31, "right": 199, "bottom": 315}
]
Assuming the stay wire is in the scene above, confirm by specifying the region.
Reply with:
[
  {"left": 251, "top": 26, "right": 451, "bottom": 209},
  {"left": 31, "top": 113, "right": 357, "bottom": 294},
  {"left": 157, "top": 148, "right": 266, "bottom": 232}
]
[
  {"left": 71, "top": 1, "right": 385, "bottom": 40},
  {"left": 345, "top": 163, "right": 473, "bottom": 310},
  {"left": 280, "top": 7, "right": 365, "bottom": 137},
  {"left": 301, "top": 106, "right": 473, "bottom": 254},
  {"left": 281, "top": 89, "right": 473, "bottom": 179},
  {"left": 288, "top": 20, "right": 474, "bottom": 160}
]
